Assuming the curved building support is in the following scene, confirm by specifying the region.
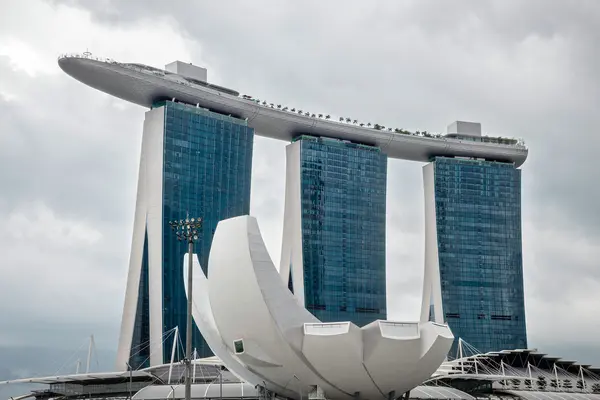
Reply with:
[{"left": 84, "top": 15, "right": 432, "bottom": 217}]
[
  {"left": 420, "top": 163, "right": 444, "bottom": 325},
  {"left": 116, "top": 107, "right": 165, "bottom": 370},
  {"left": 115, "top": 148, "right": 147, "bottom": 370},
  {"left": 279, "top": 141, "right": 305, "bottom": 305},
  {"left": 145, "top": 108, "right": 167, "bottom": 368}
]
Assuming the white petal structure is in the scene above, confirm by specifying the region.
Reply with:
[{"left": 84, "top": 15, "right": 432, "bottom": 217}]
[{"left": 185, "top": 216, "right": 453, "bottom": 400}]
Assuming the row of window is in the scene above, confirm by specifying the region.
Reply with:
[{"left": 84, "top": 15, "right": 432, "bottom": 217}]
[
  {"left": 160, "top": 102, "right": 254, "bottom": 360},
  {"left": 433, "top": 157, "right": 526, "bottom": 354},
  {"left": 307, "top": 305, "right": 382, "bottom": 313},
  {"left": 299, "top": 137, "right": 387, "bottom": 327}
]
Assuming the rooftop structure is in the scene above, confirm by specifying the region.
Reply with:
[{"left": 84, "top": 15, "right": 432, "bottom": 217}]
[
  {"left": 58, "top": 53, "right": 528, "bottom": 167},
  {"left": 428, "top": 346, "right": 600, "bottom": 400},
  {"left": 0, "top": 359, "right": 224, "bottom": 400},
  {"left": 446, "top": 121, "right": 482, "bottom": 137},
  {"left": 165, "top": 61, "right": 207, "bottom": 82},
  {"left": 0, "top": 364, "right": 477, "bottom": 400},
  {"left": 6, "top": 345, "right": 600, "bottom": 400}
]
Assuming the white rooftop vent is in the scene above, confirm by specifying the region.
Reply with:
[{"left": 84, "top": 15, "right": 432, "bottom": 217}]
[
  {"left": 165, "top": 61, "right": 207, "bottom": 82},
  {"left": 447, "top": 121, "right": 481, "bottom": 137}
]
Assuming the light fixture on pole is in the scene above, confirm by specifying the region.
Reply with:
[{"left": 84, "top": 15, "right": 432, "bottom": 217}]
[{"left": 169, "top": 215, "right": 202, "bottom": 400}]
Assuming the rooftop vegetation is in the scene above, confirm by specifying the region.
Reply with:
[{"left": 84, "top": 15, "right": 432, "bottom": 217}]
[{"left": 240, "top": 94, "right": 525, "bottom": 147}]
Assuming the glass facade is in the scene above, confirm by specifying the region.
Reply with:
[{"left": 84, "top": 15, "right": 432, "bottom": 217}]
[
  {"left": 129, "top": 232, "right": 150, "bottom": 369},
  {"left": 297, "top": 136, "right": 387, "bottom": 327},
  {"left": 432, "top": 157, "right": 526, "bottom": 355},
  {"left": 130, "top": 101, "right": 254, "bottom": 367}
]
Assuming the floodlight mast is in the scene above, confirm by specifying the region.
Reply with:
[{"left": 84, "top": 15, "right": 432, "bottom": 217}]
[{"left": 169, "top": 215, "right": 202, "bottom": 400}]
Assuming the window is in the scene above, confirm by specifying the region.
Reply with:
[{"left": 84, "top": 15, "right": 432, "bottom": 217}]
[{"left": 233, "top": 339, "right": 245, "bottom": 354}]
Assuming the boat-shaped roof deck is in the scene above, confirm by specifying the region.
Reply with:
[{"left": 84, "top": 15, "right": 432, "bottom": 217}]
[{"left": 58, "top": 54, "right": 528, "bottom": 167}]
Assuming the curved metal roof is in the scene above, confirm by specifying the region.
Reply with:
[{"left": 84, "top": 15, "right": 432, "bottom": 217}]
[
  {"left": 436, "top": 348, "right": 600, "bottom": 377},
  {"left": 58, "top": 54, "right": 528, "bottom": 167},
  {"left": 410, "top": 386, "right": 475, "bottom": 400},
  {"left": 132, "top": 384, "right": 476, "bottom": 400},
  {"left": 132, "top": 382, "right": 258, "bottom": 400},
  {"left": 503, "top": 390, "right": 600, "bottom": 400},
  {"left": 0, "top": 370, "right": 154, "bottom": 385}
]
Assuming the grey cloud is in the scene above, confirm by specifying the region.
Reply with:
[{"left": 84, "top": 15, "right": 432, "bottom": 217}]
[
  {"left": 0, "top": 57, "right": 142, "bottom": 224},
  {"left": 0, "top": 57, "right": 135, "bottom": 352}
]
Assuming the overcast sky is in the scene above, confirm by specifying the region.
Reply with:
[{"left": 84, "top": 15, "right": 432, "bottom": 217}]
[{"left": 1, "top": 0, "right": 600, "bottom": 375}]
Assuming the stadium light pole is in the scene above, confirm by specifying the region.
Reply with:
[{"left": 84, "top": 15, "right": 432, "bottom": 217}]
[{"left": 169, "top": 215, "right": 202, "bottom": 400}]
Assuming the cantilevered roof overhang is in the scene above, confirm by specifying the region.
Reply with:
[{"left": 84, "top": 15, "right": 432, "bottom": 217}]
[
  {"left": 58, "top": 55, "right": 528, "bottom": 167},
  {"left": 0, "top": 370, "right": 154, "bottom": 385}
]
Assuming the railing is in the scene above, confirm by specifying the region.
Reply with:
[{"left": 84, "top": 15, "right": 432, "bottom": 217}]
[
  {"left": 49, "top": 381, "right": 151, "bottom": 396},
  {"left": 236, "top": 96, "right": 527, "bottom": 149},
  {"left": 58, "top": 52, "right": 118, "bottom": 65}
]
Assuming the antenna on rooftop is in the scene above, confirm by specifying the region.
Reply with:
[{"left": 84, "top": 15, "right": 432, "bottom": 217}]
[{"left": 83, "top": 48, "right": 92, "bottom": 58}]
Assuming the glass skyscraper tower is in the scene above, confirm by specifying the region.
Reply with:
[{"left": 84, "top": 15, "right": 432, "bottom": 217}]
[
  {"left": 116, "top": 101, "right": 253, "bottom": 369},
  {"left": 421, "top": 156, "right": 527, "bottom": 355},
  {"left": 280, "top": 136, "right": 387, "bottom": 327}
]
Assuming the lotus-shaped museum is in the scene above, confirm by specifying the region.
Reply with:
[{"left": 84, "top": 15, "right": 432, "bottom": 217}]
[{"left": 184, "top": 215, "right": 453, "bottom": 400}]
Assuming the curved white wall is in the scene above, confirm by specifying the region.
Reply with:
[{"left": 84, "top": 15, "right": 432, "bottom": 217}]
[
  {"left": 116, "top": 107, "right": 165, "bottom": 369},
  {"left": 190, "top": 216, "right": 453, "bottom": 400},
  {"left": 420, "top": 162, "right": 444, "bottom": 325}
]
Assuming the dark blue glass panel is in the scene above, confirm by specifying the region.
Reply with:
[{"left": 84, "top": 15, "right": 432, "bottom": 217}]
[
  {"left": 288, "top": 267, "right": 294, "bottom": 294},
  {"left": 298, "top": 136, "right": 387, "bottom": 327},
  {"left": 160, "top": 101, "right": 253, "bottom": 361},
  {"left": 433, "top": 157, "right": 527, "bottom": 355},
  {"left": 129, "top": 230, "right": 150, "bottom": 369}
]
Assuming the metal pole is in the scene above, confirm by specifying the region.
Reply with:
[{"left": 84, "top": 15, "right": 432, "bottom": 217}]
[
  {"left": 168, "top": 326, "right": 179, "bottom": 385},
  {"left": 86, "top": 335, "right": 94, "bottom": 373},
  {"left": 130, "top": 366, "right": 133, "bottom": 399},
  {"left": 580, "top": 366, "right": 586, "bottom": 391},
  {"left": 186, "top": 240, "right": 194, "bottom": 400},
  {"left": 458, "top": 338, "right": 464, "bottom": 374},
  {"left": 220, "top": 367, "right": 223, "bottom": 400},
  {"left": 192, "top": 349, "right": 197, "bottom": 384},
  {"left": 169, "top": 216, "right": 201, "bottom": 400},
  {"left": 293, "top": 374, "right": 301, "bottom": 400},
  {"left": 126, "top": 362, "right": 132, "bottom": 400}
]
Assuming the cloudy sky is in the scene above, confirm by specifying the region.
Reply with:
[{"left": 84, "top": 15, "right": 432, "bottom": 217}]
[{"left": 1, "top": 0, "right": 600, "bottom": 379}]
